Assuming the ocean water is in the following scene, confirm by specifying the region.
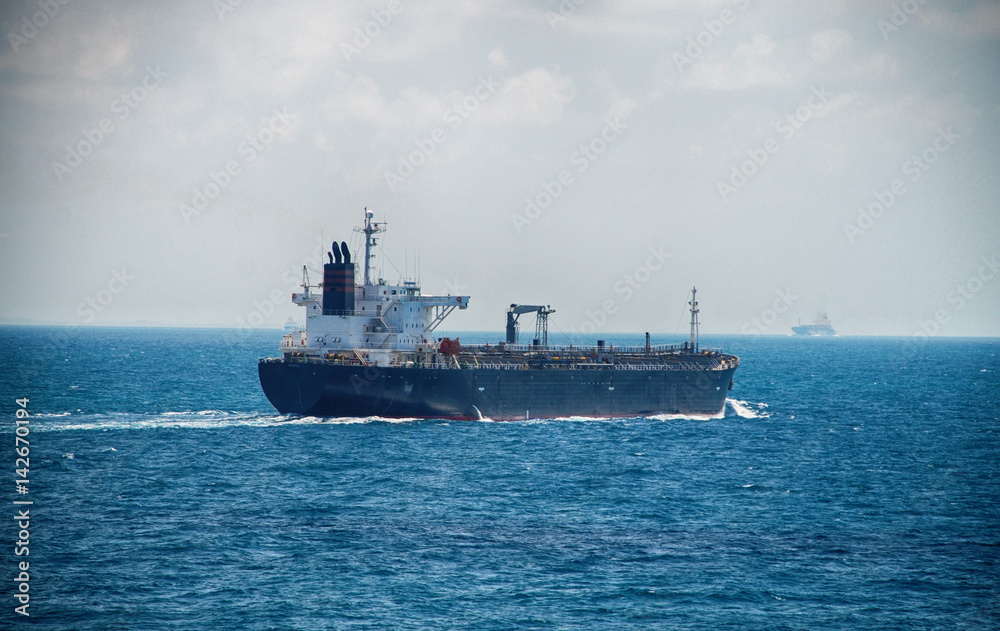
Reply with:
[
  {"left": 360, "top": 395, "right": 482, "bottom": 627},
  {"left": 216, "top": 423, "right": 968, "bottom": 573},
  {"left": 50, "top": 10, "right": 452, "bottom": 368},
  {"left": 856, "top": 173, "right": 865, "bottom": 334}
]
[{"left": 1, "top": 326, "right": 998, "bottom": 630}]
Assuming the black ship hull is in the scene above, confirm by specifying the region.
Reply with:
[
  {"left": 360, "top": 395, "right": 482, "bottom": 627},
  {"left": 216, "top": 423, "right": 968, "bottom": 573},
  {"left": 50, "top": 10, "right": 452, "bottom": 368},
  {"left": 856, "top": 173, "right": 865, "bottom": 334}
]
[{"left": 259, "top": 360, "right": 736, "bottom": 421}]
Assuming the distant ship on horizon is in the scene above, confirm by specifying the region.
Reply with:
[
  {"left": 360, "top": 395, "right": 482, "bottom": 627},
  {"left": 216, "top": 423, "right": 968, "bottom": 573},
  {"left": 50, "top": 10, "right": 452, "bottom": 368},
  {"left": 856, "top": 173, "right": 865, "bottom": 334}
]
[{"left": 792, "top": 313, "right": 836, "bottom": 336}]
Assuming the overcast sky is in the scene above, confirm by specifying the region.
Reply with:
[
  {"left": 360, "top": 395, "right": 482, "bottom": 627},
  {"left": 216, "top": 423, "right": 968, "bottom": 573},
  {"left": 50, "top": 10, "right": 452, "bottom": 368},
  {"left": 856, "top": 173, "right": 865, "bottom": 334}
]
[{"left": 1, "top": 0, "right": 998, "bottom": 337}]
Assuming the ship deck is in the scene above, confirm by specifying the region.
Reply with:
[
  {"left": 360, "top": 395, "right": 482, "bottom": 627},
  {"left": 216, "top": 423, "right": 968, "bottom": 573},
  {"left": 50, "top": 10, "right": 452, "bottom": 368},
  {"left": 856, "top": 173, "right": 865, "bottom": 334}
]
[{"left": 263, "top": 342, "right": 739, "bottom": 373}]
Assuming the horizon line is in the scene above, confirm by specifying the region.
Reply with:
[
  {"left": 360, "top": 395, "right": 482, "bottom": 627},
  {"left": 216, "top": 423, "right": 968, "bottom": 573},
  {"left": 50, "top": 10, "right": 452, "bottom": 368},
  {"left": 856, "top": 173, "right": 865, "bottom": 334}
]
[{"left": 1, "top": 322, "right": 998, "bottom": 340}]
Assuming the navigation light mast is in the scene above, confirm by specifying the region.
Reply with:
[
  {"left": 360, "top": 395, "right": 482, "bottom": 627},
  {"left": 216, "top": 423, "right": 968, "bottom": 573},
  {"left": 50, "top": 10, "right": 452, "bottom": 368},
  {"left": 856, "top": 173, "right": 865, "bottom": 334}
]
[
  {"left": 689, "top": 286, "right": 700, "bottom": 353},
  {"left": 354, "top": 208, "right": 386, "bottom": 286}
]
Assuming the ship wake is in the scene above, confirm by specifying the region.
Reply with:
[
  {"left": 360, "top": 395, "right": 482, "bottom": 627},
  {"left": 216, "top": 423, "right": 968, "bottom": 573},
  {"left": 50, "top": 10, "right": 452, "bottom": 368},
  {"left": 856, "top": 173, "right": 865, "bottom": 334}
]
[
  {"left": 23, "top": 403, "right": 769, "bottom": 431},
  {"left": 725, "top": 399, "right": 770, "bottom": 419},
  {"left": 20, "top": 410, "right": 415, "bottom": 432}
]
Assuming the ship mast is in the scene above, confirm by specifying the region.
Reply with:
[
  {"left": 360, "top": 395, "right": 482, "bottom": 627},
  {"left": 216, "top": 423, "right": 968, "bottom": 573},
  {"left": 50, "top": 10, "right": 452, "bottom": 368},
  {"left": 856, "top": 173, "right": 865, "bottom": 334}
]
[
  {"left": 689, "top": 286, "right": 699, "bottom": 353},
  {"left": 355, "top": 208, "right": 386, "bottom": 286}
]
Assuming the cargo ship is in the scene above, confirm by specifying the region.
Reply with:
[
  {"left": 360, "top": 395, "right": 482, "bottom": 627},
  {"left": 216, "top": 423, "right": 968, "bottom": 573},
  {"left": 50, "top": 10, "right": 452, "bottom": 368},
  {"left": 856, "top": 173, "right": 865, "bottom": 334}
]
[
  {"left": 792, "top": 313, "right": 836, "bottom": 336},
  {"left": 258, "top": 211, "right": 739, "bottom": 420}
]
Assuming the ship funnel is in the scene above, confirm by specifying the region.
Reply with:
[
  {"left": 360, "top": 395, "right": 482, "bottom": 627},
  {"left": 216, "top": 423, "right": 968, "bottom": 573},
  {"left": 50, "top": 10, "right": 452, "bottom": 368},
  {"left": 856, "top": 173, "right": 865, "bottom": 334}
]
[
  {"left": 341, "top": 248, "right": 355, "bottom": 312},
  {"left": 323, "top": 242, "right": 356, "bottom": 315},
  {"left": 322, "top": 262, "right": 337, "bottom": 314},
  {"left": 328, "top": 252, "right": 333, "bottom": 264}
]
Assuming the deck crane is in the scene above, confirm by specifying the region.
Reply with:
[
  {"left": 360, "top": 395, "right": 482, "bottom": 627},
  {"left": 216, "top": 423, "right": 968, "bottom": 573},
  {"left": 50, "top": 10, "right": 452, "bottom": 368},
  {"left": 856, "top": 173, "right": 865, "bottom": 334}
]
[{"left": 506, "top": 304, "right": 556, "bottom": 347}]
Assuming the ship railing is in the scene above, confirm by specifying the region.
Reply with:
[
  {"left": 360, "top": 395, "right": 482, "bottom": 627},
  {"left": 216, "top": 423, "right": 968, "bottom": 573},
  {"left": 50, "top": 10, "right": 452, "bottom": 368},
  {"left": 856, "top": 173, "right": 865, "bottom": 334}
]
[
  {"left": 459, "top": 342, "right": 697, "bottom": 354},
  {"left": 478, "top": 362, "right": 527, "bottom": 370},
  {"left": 462, "top": 343, "right": 734, "bottom": 358},
  {"left": 377, "top": 316, "right": 398, "bottom": 335},
  {"left": 392, "top": 295, "right": 466, "bottom": 304},
  {"left": 261, "top": 352, "right": 737, "bottom": 370},
  {"left": 259, "top": 357, "right": 737, "bottom": 373},
  {"left": 606, "top": 361, "right": 709, "bottom": 371}
]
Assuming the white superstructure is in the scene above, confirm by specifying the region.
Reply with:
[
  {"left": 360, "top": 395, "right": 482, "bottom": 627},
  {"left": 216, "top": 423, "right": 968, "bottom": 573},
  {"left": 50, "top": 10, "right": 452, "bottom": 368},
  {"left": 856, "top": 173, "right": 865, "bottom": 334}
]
[{"left": 279, "top": 211, "right": 469, "bottom": 365}]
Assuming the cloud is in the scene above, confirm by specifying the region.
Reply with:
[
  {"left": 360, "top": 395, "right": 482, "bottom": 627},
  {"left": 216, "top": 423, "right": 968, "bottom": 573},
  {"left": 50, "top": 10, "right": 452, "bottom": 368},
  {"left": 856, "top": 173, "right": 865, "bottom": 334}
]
[
  {"left": 810, "top": 29, "right": 853, "bottom": 63},
  {"left": 1, "top": 0, "right": 998, "bottom": 335},
  {"left": 338, "top": 2, "right": 531, "bottom": 63},
  {"left": 488, "top": 67, "right": 576, "bottom": 124},
  {"left": 0, "top": 6, "right": 132, "bottom": 80},
  {"left": 678, "top": 34, "right": 787, "bottom": 90},
  {"left": 539, "top": 0, "right": 725, "bottom": 37},
  {"left": 0, "top": 5, "right": 135, "bottom": 108},
  {"left": 324, "top": 73, "right": 448, "bottom": 128},
  {"left": 488, "top": 48, "right": 508, "bottom": 70},
  {"left": 922, "top": 3, "right": 1000, "bottom": 40},
  {"left": 850, "top": 52, "right": 899, "bottom": 78},
  {"left": 325, "top": 66, "right": 576, "bottom": 129},
  {"left": 197, "top": 4, "right": 347, "bottom": 98}
]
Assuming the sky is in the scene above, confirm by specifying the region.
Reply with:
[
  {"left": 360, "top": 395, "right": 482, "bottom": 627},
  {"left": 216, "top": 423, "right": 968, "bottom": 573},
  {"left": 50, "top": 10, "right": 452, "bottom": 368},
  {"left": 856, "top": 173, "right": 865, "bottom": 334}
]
[{"left": 1, "top": 0, "right": 998, "bottom": 338}]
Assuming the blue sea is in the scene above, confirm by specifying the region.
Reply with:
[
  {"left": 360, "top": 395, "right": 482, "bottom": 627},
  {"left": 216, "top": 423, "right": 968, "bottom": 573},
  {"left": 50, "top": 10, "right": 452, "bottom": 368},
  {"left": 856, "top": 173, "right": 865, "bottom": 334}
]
[{"left": 1, "top": 326, "right": 998, "bottom": 630}]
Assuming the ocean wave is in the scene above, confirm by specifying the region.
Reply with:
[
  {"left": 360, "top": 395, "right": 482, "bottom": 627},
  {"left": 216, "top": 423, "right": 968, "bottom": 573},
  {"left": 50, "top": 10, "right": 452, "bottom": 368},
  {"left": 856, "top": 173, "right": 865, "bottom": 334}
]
[
  {"left": 280, "top": 415, "right": 422, "bottom": 425},
  {"left": 648, "top": 410, "right": 726, "bottom": 421},
  {"left": 18, "top": 402, "right": 769, "bottom": 431},
  {"left": 726, "top": 399, "right": 771, "bottom": 419},
  {"left": 20, "top": 411, "right": 438, "bottom": 432},
  {"left": 25, "top": 410, "right": 288, "bottom": 432}
]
